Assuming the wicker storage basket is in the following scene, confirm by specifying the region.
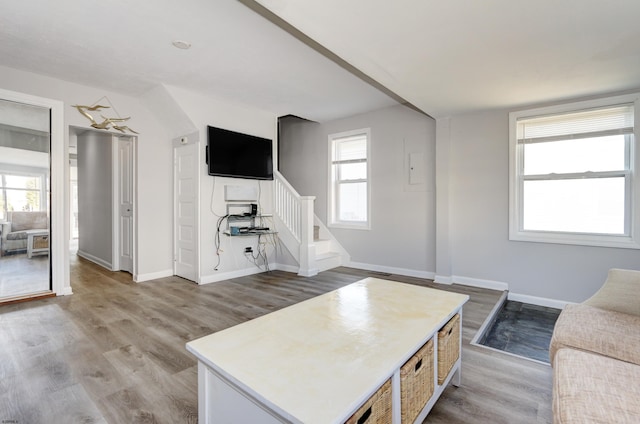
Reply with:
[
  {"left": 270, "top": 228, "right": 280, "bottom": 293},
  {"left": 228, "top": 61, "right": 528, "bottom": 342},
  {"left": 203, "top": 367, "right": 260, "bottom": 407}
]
[
  {"left": 345, "top": 379, "right": 392, "bottom": 424},
  {"left": 437, "top": 313, "right": 460, "bottom": 385},
  {"left": 400, "top": 338, "right": 434, "bottom": 423},
  {"left": 33, "top": 235, "right": 49, "bottom": 249}
]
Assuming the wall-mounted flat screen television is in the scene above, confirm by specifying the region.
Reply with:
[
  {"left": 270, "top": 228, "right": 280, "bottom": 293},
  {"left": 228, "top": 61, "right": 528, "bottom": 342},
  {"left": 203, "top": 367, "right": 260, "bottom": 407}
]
[{"left": 206, "top": 125, "right": 273, "bottom": 180}]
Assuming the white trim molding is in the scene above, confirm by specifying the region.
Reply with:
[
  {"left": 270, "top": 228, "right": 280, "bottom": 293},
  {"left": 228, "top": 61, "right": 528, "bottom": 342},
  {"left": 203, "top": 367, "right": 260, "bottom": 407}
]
[
  {"left": 200, "top": 263, "right": 278, "bottom": 285},
  {"left": 451, "top": 275, "right": 509, "bottom": 292},
  {"left": 507, "top": 292, "right": 573, "bottom": 310},
  {"left": 434, "top": 275, "right": 453, "bottom": 285},
  {"left": 347, "top": 261, "right": 435, "bottom": 280},
  {"left": 274, "top": 263, "right": 299, "bottom": 274},
  {"left": 60, "top": 286, "right": 74, "bottom": 296},
  {"left": 0, "top": 88, "right": 68, "bottom": 296},
  {"left": 443, "top": 273, "right": 571, "bottom": 309},
  {"left": 134, "top": 269, "right": 174, "bottom": 283},
  {"left": 77, "top": 250, "right": 112, "bottom": 271}
]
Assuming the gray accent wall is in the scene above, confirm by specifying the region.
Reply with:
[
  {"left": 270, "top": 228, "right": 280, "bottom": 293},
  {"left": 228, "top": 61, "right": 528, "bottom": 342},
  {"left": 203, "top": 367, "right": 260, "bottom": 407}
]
[
  {"left": 77, "top": 131, "right": 113, "bottom": 266},
  {"left": 282, "top": 102, "right": 640, "bottom": 304},
  {"left": 443, "top": 109, "right": 640, "bottom": 303},
  {"left": 279, "top": 104, "right": 436, "bottom": 275}
]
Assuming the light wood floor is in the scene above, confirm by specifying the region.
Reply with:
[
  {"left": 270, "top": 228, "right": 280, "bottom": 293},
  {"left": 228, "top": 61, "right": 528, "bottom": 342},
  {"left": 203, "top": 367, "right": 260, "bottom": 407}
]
[
  {"left": 0, "top": 253, "right": 50, "bottom": 298},
  {"left": 0, "top": 256, "right": 553, "bottom": 423}
]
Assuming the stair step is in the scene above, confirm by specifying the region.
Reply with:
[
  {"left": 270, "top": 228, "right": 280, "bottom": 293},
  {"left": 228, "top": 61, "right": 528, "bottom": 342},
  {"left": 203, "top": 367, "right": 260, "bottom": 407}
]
[
  {"left": 316, "top": 251, "right": 340, "bottom": 260},
  {"left": 315, "top": 239, "right": 331, "bottom": 255},
  {"left": 315, "top": 251, "right": 342, "bottom": 272}
]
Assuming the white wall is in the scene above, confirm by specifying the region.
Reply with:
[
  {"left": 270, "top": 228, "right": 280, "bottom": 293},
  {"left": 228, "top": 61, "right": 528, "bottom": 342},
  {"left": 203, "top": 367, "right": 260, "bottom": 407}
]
[
  {"left": 442, "top": 108, "right": 640, "bottom": 303},
  {"left": 77, "top": 131, "right": 112, "bottom": 267},
  {"left": 0, "top": 65, "right": 174, "bottom": 282},
  {"left": 0, "top": 147, "right": 49, "bottom": 169},
  {"left": 165, "top": 86, "right": 279, "bottom": 282},
  {"left": 279, "top": 104, "right": 436, "bottom": 276}
]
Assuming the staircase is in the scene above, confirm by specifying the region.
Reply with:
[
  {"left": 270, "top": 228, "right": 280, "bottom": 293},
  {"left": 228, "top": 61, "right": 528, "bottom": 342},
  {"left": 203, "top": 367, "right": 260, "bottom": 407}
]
[
  {"left": 313, "top": 224, "right": 343, "bottom": 273},
  {"left": 273, "top": 171, "right": 348, "bottom": 276}
]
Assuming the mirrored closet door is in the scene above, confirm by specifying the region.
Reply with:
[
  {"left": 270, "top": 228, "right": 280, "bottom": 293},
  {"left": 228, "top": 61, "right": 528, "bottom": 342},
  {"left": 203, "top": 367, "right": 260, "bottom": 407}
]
[{"left": 0, "top": 98, "right": 51, "bottom": 299}]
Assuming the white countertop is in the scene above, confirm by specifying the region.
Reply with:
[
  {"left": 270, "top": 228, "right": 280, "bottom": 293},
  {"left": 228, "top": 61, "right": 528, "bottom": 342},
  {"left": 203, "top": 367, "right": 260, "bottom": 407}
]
[{"left": 186, "top": 277, "right": 469, "bottom": 424}]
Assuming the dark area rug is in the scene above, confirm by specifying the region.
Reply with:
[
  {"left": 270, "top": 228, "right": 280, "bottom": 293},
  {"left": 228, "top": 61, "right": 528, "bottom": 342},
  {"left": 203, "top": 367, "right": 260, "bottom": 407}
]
[{"left": 478, "top": 300, "right": 561, "bottom": 363}]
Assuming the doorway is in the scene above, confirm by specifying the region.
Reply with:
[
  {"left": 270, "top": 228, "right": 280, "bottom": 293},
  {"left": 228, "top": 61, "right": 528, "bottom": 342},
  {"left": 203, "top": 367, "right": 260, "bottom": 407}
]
[{"left": 70, "top": 128, "right": 135, "bottom": 275}]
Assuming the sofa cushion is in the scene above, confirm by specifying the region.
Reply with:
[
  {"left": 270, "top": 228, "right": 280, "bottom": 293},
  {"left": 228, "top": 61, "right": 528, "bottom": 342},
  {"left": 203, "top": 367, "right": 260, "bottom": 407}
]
[
  {"left": 549, "top": 303, "right": 640, "bottom": 366},
  {"left": 8, "top": 211, "right": 48, "bottom": 232},
  {"left": 553, "top": 348, "right": 640, "bottom": 424},
  {"left": 6, "top": 231, "right": 28, "bottom": 241}
]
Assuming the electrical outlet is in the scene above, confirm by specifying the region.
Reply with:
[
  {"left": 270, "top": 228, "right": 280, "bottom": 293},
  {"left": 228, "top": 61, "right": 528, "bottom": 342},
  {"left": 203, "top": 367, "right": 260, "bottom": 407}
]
[{"left": 245, "top": 247, "right": 253, "bottom": 253}]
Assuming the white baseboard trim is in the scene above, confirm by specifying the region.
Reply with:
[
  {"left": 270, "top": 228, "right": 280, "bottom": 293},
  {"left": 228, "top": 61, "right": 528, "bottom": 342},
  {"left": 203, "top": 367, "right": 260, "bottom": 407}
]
[
  {"left": 347, "top": 261, "right": 435, "bottom": 280},
  {"left": 508, "top": 292, "right": 572, "bottom": 309},
  {"left": 297, "top": 267, "right": 319, "bottom": 277},
  {"left": 434, "top": 275, "right": 453, "bottom": 285},
  {"left": 134, "top": 269, "right": 174, "bottom": 283},
  {"left": 451, "top": 275, "right": 509, "bottom": 292},
  {"left": 274, "top": 263, "right": 299, "bottom": 274},
  {"left": 59, "top": 286, "right": 73, "bottom": 296},
  {"left": 77, "top": 250, "right": 112, "bottom": 271},
  {"left": 443, "top": 274, "right": 569, "bottom": 308},
  {"left": 200, "top": 264, "right": 277, "bottom": 285}
]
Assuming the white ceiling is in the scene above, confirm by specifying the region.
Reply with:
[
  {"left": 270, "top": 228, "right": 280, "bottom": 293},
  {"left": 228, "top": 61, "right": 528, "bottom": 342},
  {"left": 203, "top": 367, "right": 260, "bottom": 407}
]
[
  {"left": 0, "top": 0, "right": 397, "bottom": 122},
  {"left": 252, "top": 0, "right": 640, "bottom": 117},
  {"left": 2, "top": 0, "right": 640, "bottom": 121}
]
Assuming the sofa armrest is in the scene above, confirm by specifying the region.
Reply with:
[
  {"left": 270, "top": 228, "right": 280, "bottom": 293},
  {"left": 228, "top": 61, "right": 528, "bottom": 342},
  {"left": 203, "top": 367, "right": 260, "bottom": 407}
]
[
  {"left": 584, "top": 268, "right": 640, "bottom": 317},
  {"left": 0, "top": 221, "right": 10, "bottom": 238},
  {"left": 550, "top": 303, "right": 640, "bottom": 366}
]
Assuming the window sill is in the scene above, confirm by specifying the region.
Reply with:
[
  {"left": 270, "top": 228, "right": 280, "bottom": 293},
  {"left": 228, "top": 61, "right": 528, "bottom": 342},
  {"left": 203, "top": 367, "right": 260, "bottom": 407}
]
[
  {"left": 509, "top": 230, "right": 640, "bottom": 250},
  {"left": 328, "top": 222, "right": 370, "bottom": 231}
]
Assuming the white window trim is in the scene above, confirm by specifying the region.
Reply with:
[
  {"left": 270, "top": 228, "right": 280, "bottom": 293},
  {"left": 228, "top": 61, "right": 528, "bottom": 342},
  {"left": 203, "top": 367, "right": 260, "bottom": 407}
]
[
  {"left": 0, "top": 167, "right": 49, "bottom": 217},
  {"left": 509, "top": 93, "right": 640, "bottom": 249},
  {"left": 328, "top": 128, "right": 371, "bottom": 230}
]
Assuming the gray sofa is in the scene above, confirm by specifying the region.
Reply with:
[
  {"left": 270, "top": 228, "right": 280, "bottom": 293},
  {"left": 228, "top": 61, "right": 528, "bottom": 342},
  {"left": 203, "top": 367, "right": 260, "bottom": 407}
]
[
  {"left": 550, "top": 268, "right": 640, "bottom": 423},
  {"left": 0, "top": 211, "right": 49, "bottom": 256}
]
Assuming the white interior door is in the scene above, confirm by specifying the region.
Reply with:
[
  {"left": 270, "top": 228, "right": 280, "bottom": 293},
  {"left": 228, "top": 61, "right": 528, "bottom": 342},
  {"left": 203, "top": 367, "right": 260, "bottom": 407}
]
[
  {"left": 117, "top": 137, "right": 134, "bottom": 273},
  {"left": 174, "top": 141, "right": 198, "bottom": 282}
]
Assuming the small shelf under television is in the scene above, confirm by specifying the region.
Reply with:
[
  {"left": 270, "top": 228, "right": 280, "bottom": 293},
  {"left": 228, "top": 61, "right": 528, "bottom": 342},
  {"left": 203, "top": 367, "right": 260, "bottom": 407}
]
[{"left": 225, "top": 204, "right": 274, "bottom": 237}]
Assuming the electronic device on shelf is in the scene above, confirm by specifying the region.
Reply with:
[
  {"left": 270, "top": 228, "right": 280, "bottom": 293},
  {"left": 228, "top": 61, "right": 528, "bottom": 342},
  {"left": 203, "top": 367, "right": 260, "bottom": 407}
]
[
  {"left": 224, "top": 203, "right": 273, "bottom": 236},
  {"left": 251, "top": 226, "right": 270, "bottom": 231}
]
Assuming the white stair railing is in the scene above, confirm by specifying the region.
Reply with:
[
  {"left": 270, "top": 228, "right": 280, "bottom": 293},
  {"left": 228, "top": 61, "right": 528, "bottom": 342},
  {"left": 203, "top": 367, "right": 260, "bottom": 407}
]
[
  {"left": 274, "top": 171, "right": 301, "bottom": 242},
  {"left": 274, "top": 171, "right": 317, "bottom": 276}
]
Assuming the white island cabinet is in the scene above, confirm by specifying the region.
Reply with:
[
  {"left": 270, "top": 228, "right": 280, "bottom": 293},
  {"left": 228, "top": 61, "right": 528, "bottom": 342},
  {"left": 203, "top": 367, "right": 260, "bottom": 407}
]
[{"left": 186, "top": 278, "right": 469, "bottom": 424}]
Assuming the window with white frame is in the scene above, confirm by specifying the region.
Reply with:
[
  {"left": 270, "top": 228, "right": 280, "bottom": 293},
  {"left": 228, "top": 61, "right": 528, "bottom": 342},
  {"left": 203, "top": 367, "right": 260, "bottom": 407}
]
[
  {"left": 0, "top": 170, "right": 48, "bottom": 220},
  {"left": 509, "top": 94, "right": 640, "bottom": 248},
  {"left": 328, "top": 129, "right": 370, "bottom": 229}
]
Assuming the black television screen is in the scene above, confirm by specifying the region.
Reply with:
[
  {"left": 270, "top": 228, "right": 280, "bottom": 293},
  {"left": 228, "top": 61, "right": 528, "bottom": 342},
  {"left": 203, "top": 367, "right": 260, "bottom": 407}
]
[{"left": 206, "top": 126, "right": 273, "bottom": 180}]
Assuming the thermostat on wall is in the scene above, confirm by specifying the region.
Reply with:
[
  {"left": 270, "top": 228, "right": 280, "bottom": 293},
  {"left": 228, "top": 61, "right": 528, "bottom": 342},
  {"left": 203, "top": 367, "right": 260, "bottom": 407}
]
[{"left": 225, "top": 185, "right": 258, "bottom": 202}]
